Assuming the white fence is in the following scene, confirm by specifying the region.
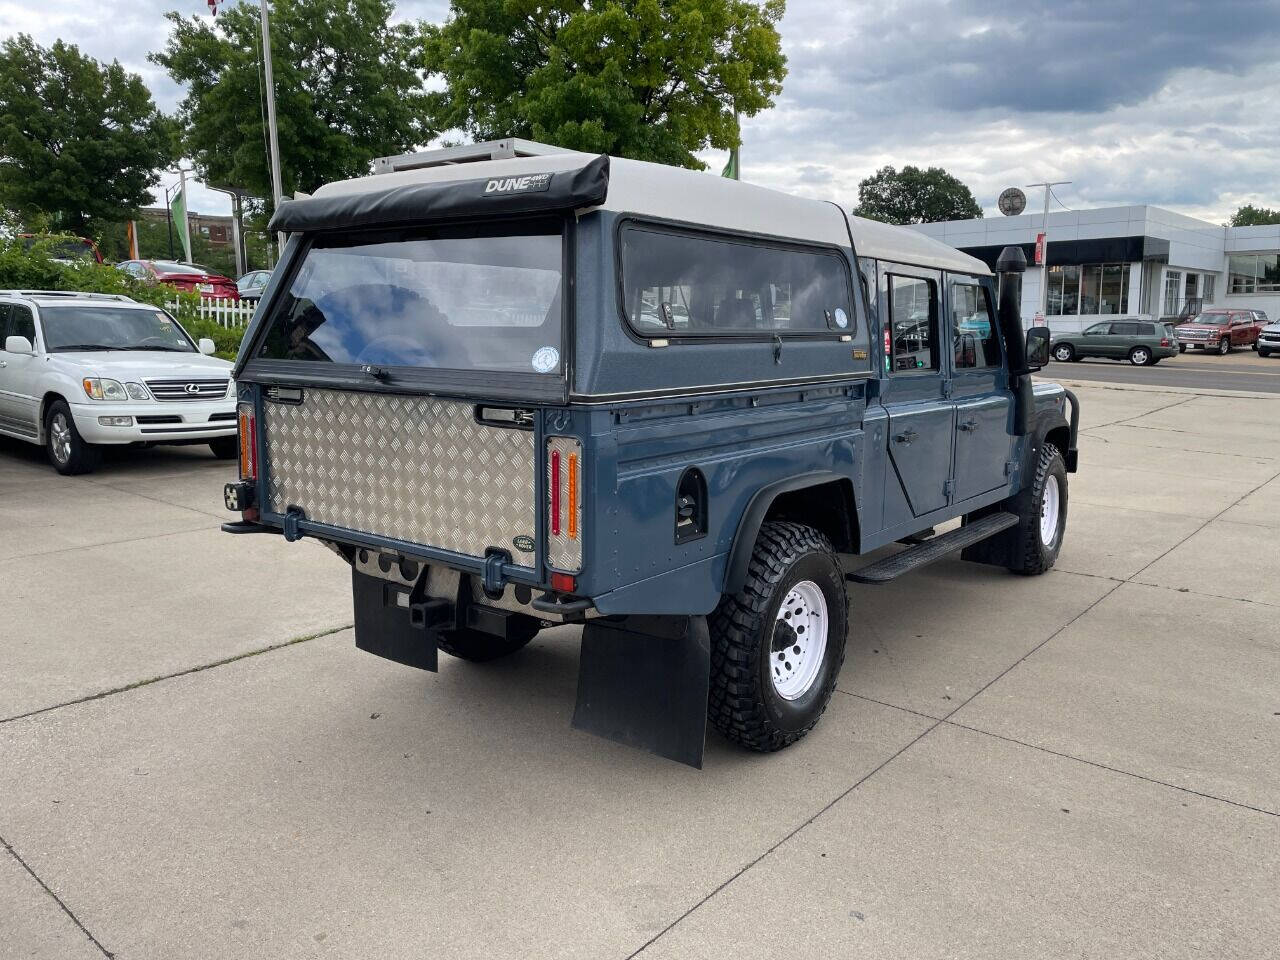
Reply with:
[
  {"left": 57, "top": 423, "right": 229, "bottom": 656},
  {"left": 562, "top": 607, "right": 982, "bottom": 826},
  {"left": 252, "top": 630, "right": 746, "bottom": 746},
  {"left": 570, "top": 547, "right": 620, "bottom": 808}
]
[{"left": 166, "top": 298, "right": 257, "bottom": 328}]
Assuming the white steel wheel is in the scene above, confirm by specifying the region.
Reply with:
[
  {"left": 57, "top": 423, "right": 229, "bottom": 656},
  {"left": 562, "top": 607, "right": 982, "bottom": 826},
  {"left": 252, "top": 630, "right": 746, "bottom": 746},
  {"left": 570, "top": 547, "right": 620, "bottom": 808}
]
[
  {"left": 770, "top": 580, "right": 829, "bottom": 700},
  {"left": 1040, "top": 474, "right": 1061, "bottom": 546}
]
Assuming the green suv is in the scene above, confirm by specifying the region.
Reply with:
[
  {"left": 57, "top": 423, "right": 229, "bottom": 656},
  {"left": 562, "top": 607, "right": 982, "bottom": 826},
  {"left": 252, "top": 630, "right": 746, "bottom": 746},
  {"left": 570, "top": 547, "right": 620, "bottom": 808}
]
[{"left": 1050, "top": 319, "right": 1178, "bottom": 366}]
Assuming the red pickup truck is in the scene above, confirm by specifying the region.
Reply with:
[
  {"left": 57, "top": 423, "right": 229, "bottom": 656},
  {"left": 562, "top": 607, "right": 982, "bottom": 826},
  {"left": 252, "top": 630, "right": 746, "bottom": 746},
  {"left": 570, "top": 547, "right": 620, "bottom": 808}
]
[{"left": 1175, "top": 309, "right": 1267, "bottom": 354}]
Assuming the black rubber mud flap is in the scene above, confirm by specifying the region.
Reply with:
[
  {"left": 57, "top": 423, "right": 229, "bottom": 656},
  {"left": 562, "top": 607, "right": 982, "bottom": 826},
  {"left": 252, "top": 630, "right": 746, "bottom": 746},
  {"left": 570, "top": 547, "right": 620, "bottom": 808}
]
[
  {"left": 352, "top": 568, "right": 440, "bottom": 672},
  {"left": 572, "top": 615, "right": 711, "bottom": 768}
]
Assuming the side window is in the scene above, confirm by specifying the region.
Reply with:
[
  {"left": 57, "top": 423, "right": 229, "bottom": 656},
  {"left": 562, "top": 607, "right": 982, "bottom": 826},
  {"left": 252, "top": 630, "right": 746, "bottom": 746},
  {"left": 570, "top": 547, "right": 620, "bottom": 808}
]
[
  {"left": 10, "top": 306, "right": 35, "bottom": 344},
  {"left": 0, "top": 303, "right": 13, "bottom": 344},
  {"left": 1136, "top": 322, "right": 1156, "bottom": 336},
  {"left": 888, "top": 274, "right": 937, "bottom": 372},
  {"left": 950, "top": 281, "right": 999, "bottom": 369},
  {"left": 1111, "top": 321, "right": 1139, "bottom": 336},
  {"left": 620, "top": 224, "right": 855, "bottom": 337},
  {"left": 1084, "top": 322, "right": 1110, "bottom": 335}
]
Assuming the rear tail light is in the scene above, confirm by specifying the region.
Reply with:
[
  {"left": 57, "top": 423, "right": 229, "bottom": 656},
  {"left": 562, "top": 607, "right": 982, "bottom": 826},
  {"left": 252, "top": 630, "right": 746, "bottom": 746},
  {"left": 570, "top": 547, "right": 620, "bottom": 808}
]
[
  {"left": 546, "top": 435, "right": 582, "bottom": 573},
  {"left": 1160, "top": 338, "right": 1170, "bottom": 346},
  {"left": 237, "top": 401, "right": 257, "bottom": 481}
]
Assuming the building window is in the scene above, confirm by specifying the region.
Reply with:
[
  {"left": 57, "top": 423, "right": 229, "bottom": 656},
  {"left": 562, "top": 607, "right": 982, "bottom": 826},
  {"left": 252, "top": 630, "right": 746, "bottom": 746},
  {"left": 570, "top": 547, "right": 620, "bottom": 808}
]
[
  {"left": 1163, "top": 270, "right": 1182, "bottom": 315},
  {"left": 1228, "top": 254, "right": 1280, "bottom": 294},
  {"left": 1047, "top": 262, "right": 1129, "bottom": 315},
  {"left": 1202, "top": 274, "right": 1215, "bottom": 302}
]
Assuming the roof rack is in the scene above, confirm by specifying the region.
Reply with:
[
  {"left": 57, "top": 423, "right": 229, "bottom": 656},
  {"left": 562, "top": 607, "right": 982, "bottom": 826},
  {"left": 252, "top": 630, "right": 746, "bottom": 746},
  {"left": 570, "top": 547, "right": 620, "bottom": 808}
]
[
  {"left": 0, "top": 290, "right": 135, "bottom": 302},
  {"left": 372, "top": 138, "right": 573, "bottom": 176}
]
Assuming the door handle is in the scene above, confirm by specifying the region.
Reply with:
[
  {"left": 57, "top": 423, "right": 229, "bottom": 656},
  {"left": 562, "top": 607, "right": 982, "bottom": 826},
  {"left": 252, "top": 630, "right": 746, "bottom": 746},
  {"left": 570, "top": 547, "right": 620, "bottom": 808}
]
[
  {"left": 959, "top": 418, "right": 978, "bottom": 432},
  {"left": 893, "top": 428, "right": 918, "bottom": 446}
]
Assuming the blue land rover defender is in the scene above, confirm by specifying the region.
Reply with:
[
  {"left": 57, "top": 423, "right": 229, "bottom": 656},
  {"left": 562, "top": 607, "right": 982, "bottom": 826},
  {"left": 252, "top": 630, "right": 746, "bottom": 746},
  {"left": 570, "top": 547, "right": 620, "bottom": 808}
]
[{"left": 223, "top": 139, "right": 1078, "bottom": 767}]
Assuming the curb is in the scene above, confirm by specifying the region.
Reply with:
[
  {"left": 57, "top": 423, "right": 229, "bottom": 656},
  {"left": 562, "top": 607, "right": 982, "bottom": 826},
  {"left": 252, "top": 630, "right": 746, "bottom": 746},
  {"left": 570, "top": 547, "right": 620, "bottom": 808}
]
[{"left": 1037, "top": 377, "right": 1280, "bottom": 402}]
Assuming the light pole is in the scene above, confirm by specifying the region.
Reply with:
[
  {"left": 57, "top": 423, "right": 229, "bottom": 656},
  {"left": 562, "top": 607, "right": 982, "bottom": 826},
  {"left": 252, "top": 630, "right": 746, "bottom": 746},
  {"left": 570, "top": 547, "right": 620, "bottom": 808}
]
[
  {"left": 1026, "top": 180, "right": 1071, "bottom": 323},
  {"left": 259, "top": 0, "right": 285, "bottom": 254}
]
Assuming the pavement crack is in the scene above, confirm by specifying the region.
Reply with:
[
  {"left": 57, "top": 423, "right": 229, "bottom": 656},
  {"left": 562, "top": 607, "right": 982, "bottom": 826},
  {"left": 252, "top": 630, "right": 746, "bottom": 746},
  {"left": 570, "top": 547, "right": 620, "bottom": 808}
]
[
  {"left": 0, "top": 624, "right": 352, "bottom": 725},
  {"left": 2, "top": 833, "right": 115, "bottom": 958}
]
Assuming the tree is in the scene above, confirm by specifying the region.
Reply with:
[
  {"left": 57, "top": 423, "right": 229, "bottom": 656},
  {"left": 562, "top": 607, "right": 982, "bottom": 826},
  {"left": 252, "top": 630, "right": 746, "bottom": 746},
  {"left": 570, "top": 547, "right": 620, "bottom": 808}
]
[
  {"left": 0, "top": 35, "right": 172, "bottom": 234},
  {"left": 853, "top": 165, "right": 983, "bottom": 225},
  {"left": 421, "top": 0, "right": 787, "bottom": 170},
  {"left": 153, "top": 0, "right": 428, "bottom": 206},
  {"left": 1230, "top": 204, "right": 1280, "bottom": 227}
]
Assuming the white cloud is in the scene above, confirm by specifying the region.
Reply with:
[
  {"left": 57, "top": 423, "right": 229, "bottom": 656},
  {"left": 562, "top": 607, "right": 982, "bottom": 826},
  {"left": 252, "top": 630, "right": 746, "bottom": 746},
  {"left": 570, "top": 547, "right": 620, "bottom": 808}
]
[{"left": 3, "top": 0, "right": 1278, "bottom": 224}]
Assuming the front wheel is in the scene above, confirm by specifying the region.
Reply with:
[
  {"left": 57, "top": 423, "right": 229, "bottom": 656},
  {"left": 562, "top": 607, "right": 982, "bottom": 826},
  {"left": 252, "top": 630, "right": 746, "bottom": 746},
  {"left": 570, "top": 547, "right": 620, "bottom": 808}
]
[
  {"left": 708, "top": 522, "right": 848, "bottom": 752},
  {"left": 1052, "top": 343, "right": 1075, "bottom": 363},
  {"left": 1128, "top": 346, "right": 1152, "bottom": 366},
  {"left": 45, "top": 400, "right": 99, "bottom": 475},
  {"left": 1261, "top": 347, "right": 1273, "bottom": 358},
  {"left": 1178, "top": 343, "right": 1187, "bottom": 353},
  {"left": 1217, "top": 337, "right": 1230, "bottom": 355},
  {"left": 1008, "top": 444, "right": 1067, "bottom": 576}
]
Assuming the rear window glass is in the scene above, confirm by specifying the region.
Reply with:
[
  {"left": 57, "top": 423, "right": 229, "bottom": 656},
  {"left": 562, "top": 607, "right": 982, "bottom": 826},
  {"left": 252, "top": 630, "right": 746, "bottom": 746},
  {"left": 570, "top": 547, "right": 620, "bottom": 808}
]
[
  {"left": 620, "top": 224, "right": 853, "bottom": 337},
  {"left": 257, "top": 220, "right": 563, "bottom": 374}
]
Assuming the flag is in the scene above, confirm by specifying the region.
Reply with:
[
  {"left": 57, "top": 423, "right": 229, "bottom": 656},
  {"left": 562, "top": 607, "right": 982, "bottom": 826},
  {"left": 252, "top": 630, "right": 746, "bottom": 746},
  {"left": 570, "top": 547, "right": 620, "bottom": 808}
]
[
  {"left": 172, "top": 178, "right": 192, "bottom": 263},
  {"left": 126, "top": 220, "right": 139, "bottom": 260},
  {"left": 721, "top": 146, "right": 739, "bottom": 181}
]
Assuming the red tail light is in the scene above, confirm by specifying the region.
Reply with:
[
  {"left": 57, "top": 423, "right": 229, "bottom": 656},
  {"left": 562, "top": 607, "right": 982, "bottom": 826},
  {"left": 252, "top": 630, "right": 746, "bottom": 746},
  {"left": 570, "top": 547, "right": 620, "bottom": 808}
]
[
  {"left": 1160, "top": 338, "right": 1170, "bottom": 346},
  {"left": 546, "top": 436, "right": 583, "bottom": 573},
  {"left": 237, "top": 401, "right": 257, "bottom": 481}
]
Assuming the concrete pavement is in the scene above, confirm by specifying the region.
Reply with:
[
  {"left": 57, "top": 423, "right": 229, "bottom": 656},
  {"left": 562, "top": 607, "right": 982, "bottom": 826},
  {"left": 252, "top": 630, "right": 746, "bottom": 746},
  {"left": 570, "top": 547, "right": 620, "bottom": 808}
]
[{"left": 1, "top": 383, "right": 1278, "bottom": 959}]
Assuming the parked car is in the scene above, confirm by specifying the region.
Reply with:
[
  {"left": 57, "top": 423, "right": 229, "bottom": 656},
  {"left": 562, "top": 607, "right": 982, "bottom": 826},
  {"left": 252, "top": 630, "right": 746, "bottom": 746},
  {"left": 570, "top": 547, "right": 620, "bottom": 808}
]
[
  {"left": 18, "top": 233, "right": 103, "bottom": 265},
  {"left": 1174, "top": 309, "right": 1264, "bottom": 354},
  {"left": 1257, "top": 317, "right": 1280, "bottom": 358},
  {"left": 1050, "top": 319, "right": 1177, "bottom": 366},
  {"left": 222, "top": 141, "right": 1078, "bottom": 768},
  {"left": 116, "top": 259, "right": 239, "bottom": 300},
  {"left": 0, "top": 290, "right": 237, "bottom": 474},
  {"left": 236, "top": 269, "right": 272, "bottom": 301}
]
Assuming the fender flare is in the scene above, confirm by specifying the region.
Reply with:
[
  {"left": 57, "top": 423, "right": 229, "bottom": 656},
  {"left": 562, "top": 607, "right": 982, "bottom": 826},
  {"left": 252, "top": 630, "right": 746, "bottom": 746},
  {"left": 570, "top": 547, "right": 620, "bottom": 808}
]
[
  {"left": 1027, "top": 400, "right": 1076, "bottom": 473},
  {"left": 723, "top": 471, "right": 851, "bottom": 595}
]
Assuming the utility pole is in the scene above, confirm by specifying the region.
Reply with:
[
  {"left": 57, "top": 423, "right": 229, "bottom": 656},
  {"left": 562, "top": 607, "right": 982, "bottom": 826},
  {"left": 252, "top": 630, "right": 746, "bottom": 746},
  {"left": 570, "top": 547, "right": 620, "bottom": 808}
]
[
  {"left": 1026, "top": 180, "right": 1071, "bottom": 324},
  {"left": 163, "top": 184, "right": 176, "bottom": 260},
  {"left": 260, "top": 0, "right": 286, "bottom": 255}
]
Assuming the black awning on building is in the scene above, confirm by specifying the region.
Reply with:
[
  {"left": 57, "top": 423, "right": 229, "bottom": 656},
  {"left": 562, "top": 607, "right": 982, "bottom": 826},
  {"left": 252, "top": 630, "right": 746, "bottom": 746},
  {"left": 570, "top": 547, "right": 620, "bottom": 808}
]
[{"left": 959, "top": 235, "right": 1170, "bottom": 270}]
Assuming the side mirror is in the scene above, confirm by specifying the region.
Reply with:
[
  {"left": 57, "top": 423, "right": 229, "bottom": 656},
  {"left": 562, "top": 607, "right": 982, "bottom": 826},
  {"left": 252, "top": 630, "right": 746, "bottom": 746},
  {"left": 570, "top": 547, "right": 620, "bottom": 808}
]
[
  {"left": 4, "top": 335, "right": 34, "bottom": 355},
  {"left": 1025, "top": 326, "right": 1051, "bottom": 370},
  {"left": 198, "top": 337, "right": 216, "bottom": 355}
]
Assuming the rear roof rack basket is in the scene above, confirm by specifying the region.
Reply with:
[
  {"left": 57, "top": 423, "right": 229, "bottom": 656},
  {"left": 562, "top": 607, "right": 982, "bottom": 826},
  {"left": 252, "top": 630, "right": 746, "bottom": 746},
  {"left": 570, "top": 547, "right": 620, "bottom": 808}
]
[{"left": 372, "top": 138, "right": 573, "bottom": 176}]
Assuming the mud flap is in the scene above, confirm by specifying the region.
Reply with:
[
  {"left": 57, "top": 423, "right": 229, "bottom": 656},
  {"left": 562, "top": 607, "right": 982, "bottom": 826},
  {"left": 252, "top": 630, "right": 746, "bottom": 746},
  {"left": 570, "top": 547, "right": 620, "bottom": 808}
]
[
  {"left": 352, "top": 568, "right": 440, "bottom": 672},
  {"left": 571, "top": 615, "right": 711, "bottom": 768}
]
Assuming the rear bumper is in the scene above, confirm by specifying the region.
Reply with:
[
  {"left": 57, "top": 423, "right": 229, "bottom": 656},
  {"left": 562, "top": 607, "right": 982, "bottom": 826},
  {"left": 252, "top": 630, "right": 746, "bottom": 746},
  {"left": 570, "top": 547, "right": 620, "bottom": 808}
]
[{"left": 70, "top": 399, "right": 237, "bottom": 444}]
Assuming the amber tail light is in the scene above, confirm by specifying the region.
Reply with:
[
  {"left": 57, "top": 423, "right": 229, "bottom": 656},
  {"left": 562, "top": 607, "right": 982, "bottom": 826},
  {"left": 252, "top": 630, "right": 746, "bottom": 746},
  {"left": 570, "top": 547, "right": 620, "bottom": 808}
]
[{"left": 237, "top": 401, "right": 257, "bottom": 481}]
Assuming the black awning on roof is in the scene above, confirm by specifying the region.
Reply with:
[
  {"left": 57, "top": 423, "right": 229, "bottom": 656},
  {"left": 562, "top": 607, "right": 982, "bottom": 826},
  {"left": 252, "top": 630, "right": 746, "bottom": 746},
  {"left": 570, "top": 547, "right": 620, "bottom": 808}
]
[
  {"left": 268, "top": 154, "right": 609, "bottom": 234},
  {"left": 959, "top": 235, "right": 1170, "bottom": 269}
]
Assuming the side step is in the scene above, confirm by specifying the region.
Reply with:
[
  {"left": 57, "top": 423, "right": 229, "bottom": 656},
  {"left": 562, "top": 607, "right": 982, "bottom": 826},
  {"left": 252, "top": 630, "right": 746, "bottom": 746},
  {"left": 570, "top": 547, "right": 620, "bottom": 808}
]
[{"left": 847, "top": 512, "right": 1020, "bottom": 584}]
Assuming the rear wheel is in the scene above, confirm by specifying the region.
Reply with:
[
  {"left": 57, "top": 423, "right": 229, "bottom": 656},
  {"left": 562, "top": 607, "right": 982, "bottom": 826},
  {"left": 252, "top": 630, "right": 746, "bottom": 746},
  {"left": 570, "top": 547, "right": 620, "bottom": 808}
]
[
  {"left": 1052, "top": 343, "right": 1075, "bottom": 362},
  {"left": 708, "top": 521, "right": 848, "bottom": 752},
  {"left": 44, "top": 401, "right": 99, "bottom": 475},
  {"left": 209, "top": 436, "right": 238, "bottom": 459},
  {"left": 1128, "top": 346, "right": 1152, "bottom": 366}
]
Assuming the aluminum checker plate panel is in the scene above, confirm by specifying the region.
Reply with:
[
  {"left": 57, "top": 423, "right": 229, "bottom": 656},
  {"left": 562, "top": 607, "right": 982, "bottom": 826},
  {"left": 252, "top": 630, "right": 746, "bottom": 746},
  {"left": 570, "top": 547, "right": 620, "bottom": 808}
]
[{"left": 263, "top": 388, "right": 535, "bottom": 560}]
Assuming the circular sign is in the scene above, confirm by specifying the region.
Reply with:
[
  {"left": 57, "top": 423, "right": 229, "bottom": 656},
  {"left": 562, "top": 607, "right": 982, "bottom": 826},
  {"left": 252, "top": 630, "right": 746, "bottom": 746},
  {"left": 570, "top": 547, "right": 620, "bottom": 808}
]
[
  {"left": 833, "top": 307, "right": 849, "bottom": 329},
  {"left": 998, "top": 187, "right": 1027, "bottom": 217},
  {"left": 531, "top": 346, "right": 560, "bottom": 373}
]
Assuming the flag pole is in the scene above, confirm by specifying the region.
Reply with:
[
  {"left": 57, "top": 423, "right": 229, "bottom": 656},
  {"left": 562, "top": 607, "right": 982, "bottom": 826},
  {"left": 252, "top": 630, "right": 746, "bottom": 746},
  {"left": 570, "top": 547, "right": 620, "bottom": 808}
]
[{"left": 260, "top": 0, "right": 286, "bottom": 254}]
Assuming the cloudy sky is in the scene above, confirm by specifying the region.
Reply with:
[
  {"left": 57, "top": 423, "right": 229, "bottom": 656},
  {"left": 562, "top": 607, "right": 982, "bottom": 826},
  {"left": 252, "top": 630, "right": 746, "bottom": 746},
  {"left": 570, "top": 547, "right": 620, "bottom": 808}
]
[{"left": 2, "top": 0, "right": 1278, "bottom": 223}]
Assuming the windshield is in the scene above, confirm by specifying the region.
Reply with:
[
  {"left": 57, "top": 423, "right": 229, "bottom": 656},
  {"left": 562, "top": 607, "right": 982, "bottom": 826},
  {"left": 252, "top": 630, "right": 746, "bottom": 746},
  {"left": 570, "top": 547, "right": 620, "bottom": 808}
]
[
  {"left": 40, "top": 305, "right": 196, "bottom": 353},
  {"left": 256, "top": 220, "right": 564, "bottom": 374},
  {"left": 1190, "top": 313, "right": 1228, "bottom": 325},
  {"left": 21, "top": 237, "right": 94, "bottom": 261},
  {"left": 153, "top": 261, "right": 211, "bottom": 277}
]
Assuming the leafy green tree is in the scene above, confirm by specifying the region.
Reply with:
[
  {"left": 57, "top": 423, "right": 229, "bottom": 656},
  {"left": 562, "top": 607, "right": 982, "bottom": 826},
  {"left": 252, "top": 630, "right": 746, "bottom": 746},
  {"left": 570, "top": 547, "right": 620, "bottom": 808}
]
[
  {"left": 153, "top": 0, "right": 428, "bottom": 206},
  {"left": 421, "top": 0, "right": 787, "bottom": 169},
  {"left": 0, "top": 35, "right": 172, "bottom": 234},
  {"left": 1230, "top": 204, "right": 1280, "bottom": 227},
  {"left": 854, "top": 165, "right": 983, "bottom": 225}
]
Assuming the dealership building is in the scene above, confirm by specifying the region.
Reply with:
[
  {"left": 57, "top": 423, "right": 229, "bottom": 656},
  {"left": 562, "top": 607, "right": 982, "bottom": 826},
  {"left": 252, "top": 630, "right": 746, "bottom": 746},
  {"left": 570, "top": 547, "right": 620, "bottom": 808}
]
[{"left": 911, "top": 206, "right": 1280, "bottom": 330}]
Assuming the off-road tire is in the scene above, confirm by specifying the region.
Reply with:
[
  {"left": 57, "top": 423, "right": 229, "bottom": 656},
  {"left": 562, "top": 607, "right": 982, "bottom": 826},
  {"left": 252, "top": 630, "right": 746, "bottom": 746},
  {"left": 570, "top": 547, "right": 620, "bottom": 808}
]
[
  {"left": 708, "top": 521, "right": 848, "bottom": 752},
  {"left": 436, "top": 621, "right": 538, "bottom": 662},
  {"left": 1052, "top": 344, "right": 1075, "bottom": 362},
  {"left": 1008, "top": 444, "right": 1067, "bottom": 576},
  {"left": 209, "top": 436, "right": 238, "bottom": 459},
  {"left": 1217, "top": 337, "right": 1230, "bottom": 355},
  {"left": 1128, "top": 346, "right": 1151, "bottom": 366},
  {"left": 44, "top": 400, "right": 99, "bottom": 475}
]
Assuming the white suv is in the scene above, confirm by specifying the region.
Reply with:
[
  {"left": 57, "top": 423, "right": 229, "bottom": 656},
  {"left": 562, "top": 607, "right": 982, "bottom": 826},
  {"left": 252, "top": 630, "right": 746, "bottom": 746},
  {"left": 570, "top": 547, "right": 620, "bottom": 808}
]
[{"left": 0, "top": 291, "right": 238, "bottom": 474}]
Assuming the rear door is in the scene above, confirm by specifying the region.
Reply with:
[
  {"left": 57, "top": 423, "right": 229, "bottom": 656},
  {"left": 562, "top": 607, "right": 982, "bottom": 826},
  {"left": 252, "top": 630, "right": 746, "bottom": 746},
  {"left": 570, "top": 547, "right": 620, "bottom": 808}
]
[
  {"left": 2, "top": 305, "right": 42, "bottom": 433},
  {"left": 948, "top": 276, "right": 1014, "bottom": 501},
  {"left": 1106, "top": 321, "right": 1139, "bottom": 357},
  {"left": 881, "top": 268, "right": 954, "bottom": 518}
]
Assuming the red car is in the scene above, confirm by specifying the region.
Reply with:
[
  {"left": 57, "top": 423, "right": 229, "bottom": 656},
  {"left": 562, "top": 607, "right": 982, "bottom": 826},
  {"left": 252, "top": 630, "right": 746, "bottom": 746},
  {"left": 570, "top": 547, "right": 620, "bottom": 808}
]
[
  {"left": 116, "top": 259, "right": 240, "bottom": 300},
  {"left": 1174, "top": 309, "right": 1265, "bottom": 355}
]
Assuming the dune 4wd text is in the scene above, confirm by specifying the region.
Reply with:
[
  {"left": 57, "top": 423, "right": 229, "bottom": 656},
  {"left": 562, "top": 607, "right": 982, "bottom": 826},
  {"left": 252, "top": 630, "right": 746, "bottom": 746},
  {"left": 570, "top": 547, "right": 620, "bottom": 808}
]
[{"left": 223, "top": 139, "right": 1079, "bottom": 767}]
